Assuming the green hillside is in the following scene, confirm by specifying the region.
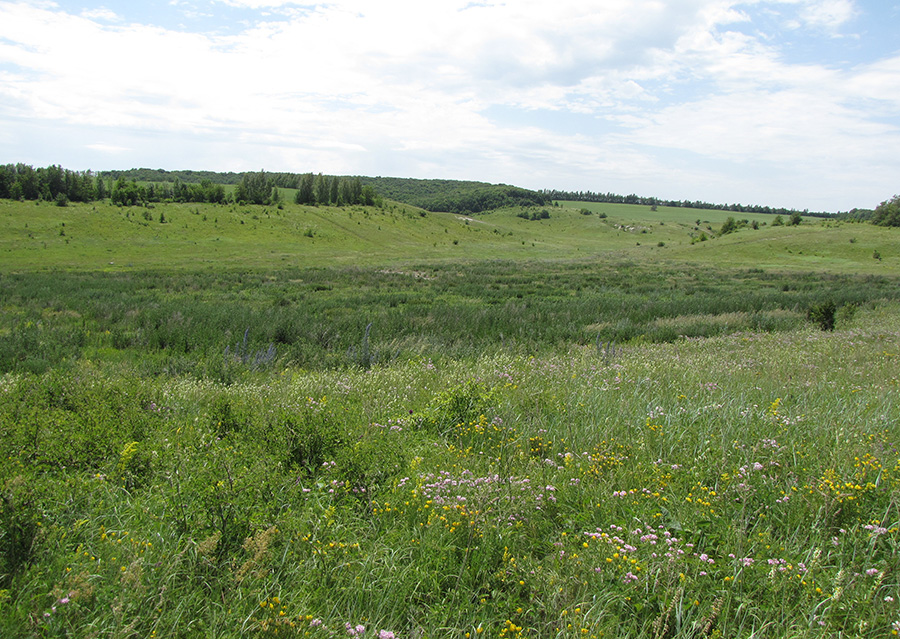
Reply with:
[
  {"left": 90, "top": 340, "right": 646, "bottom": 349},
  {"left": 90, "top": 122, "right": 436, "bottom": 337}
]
[{"left": 0, "top": 197, "right": 894, "bottom": 274}]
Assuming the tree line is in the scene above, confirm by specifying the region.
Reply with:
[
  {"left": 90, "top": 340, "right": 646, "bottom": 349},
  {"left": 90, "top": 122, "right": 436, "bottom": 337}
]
[
  {"left": 293, "top": 173, "right": 378, "bottom": 207},
  {"left": 103, "top": 171, "right": 546, "bottom": 213},
  {"left": 108, "top": 178, "right": 229, "bottom": 206},
  {"left": 0, "top": 164, "right": 100, "bottom": 205},
  {"left": 2, "top": 163, "right": 895, "bottom": 225},
  {"left": 103, "top": 168, "right": 378, "bottom": 206},
  {"left": 539, "top": 188, "right": 847, "bottom": 219},
  {"left": 358, "top": 177, "right": 550, "bottom": 213},
  {"left": 0, "top": 164, "right": 379, "bottom": 208}
]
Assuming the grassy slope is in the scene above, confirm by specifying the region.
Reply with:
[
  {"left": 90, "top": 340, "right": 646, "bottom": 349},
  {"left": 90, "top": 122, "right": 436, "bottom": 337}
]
[{"left": 0, "top": 199, "right": 895, "bottom": 274}]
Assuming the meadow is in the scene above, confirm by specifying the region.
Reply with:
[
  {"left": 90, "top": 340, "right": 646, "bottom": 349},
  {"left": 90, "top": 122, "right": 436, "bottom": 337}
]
[
  {"left": 1, "top": 198, "right": 895, "bottom": 272},
  {"left": 1, "top": 196, "right": 898, "bottom": 637}
]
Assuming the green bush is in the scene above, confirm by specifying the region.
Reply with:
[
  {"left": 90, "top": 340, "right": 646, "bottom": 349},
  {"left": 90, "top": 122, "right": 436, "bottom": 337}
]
[
  {"left": 410, "top": 381, "right": 498, "bottom": 436},
  {"left": 807, "top": 300, "right": 837, "bottom": 331}
]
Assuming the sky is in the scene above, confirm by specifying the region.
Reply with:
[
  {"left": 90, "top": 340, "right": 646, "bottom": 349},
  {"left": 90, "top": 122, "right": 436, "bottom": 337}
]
[{"left": 1, "top": 1, "right": 898, "bottom": 212}]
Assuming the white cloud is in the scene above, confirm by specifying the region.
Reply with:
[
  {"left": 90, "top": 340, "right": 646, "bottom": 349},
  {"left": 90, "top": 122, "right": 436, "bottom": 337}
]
[
  {"left": 0, "top": 0, "right": 896, "bottom": 209},
  {"left": 845, "top": 55, "right": 900, "bottom": 107},
  {"left": 626, "top": 88, "right": 893, "bottom": 163},
  {"left": 798, "top": 0, "right": 858, "bottom": 30},
  {"left": 80, "top": 7, "right": 119, "bottom": 21},
  {"left": 215, "top": 0, "right": 305, "bottom": 7}
]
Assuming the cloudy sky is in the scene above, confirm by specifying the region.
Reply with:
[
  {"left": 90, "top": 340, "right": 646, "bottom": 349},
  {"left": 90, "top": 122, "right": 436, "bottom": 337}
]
[{"left": 1, "top": 0, "right": 898, "bottom": 211}]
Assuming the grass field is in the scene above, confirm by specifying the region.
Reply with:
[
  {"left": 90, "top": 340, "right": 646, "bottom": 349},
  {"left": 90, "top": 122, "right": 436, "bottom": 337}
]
[
  {"left": 0, "top": 199, "right": 895, "bottom": 273},
  {"left": 1, "top": 195, "right": 898, "bottom": 637}
]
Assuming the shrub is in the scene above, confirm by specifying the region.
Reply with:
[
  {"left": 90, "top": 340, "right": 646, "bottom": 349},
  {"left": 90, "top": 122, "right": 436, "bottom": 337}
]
[
  {"left": 807, "top": 301, "right": 837, "bottom": 331},
  {"left": 410, "top": 381, "right": 497, "bottom": 437},
  {"left": 719, "top": 217, "right": 738, "bottom": 235}
]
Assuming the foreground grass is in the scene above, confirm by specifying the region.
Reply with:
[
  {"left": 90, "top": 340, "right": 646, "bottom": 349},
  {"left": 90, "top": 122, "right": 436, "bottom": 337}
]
[{"left": 2, "top": 303, "right": 898, "bottom": 637}]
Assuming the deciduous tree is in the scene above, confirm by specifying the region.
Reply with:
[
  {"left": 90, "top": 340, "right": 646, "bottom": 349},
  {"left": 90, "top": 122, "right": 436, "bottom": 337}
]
[{"left": 872, "top": 195, "right": 900, "bottom": 227}]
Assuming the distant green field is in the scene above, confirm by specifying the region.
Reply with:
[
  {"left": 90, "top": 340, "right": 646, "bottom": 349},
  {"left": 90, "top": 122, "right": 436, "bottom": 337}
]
[{"left": 0, "top": 198, "right": 894, "bottom": 273}]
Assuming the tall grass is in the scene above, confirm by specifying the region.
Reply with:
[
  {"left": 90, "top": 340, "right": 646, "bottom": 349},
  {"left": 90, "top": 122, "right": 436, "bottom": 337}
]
[
  {"left": 2, "top": 262, "right": 897, "bottom": 377},
  {"left": 1, "top": 301, "right": 898, "bottom": 637}
]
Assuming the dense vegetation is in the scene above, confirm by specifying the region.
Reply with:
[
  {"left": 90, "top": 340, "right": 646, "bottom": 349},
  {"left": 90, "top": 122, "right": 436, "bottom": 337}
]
[
  {"left": 357, "top": 178, "right": 549, "bottom": 214},
  {"left": 99, "top": 168, "right": 291, "bottom": 188},
  {"left": 2, "top": 262, "right": 895, "bottom": 377},
  {"left": 872, "top": 195, "right": 900, "bottom": 227},
  {"left": 2, "top": 163, "right": 889, "bottom": 221},
  {"left": 1, "top": 293, "right": 898, "bottom": 637},
  {"left": 0, "top": 181, "right": 898, "bottom": 637},
  {"left": 95, "top": 169, "right": 546, "bottom": 213},
  {"left": 0, "top": 164, "right": 100, "bottom": 205}
]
